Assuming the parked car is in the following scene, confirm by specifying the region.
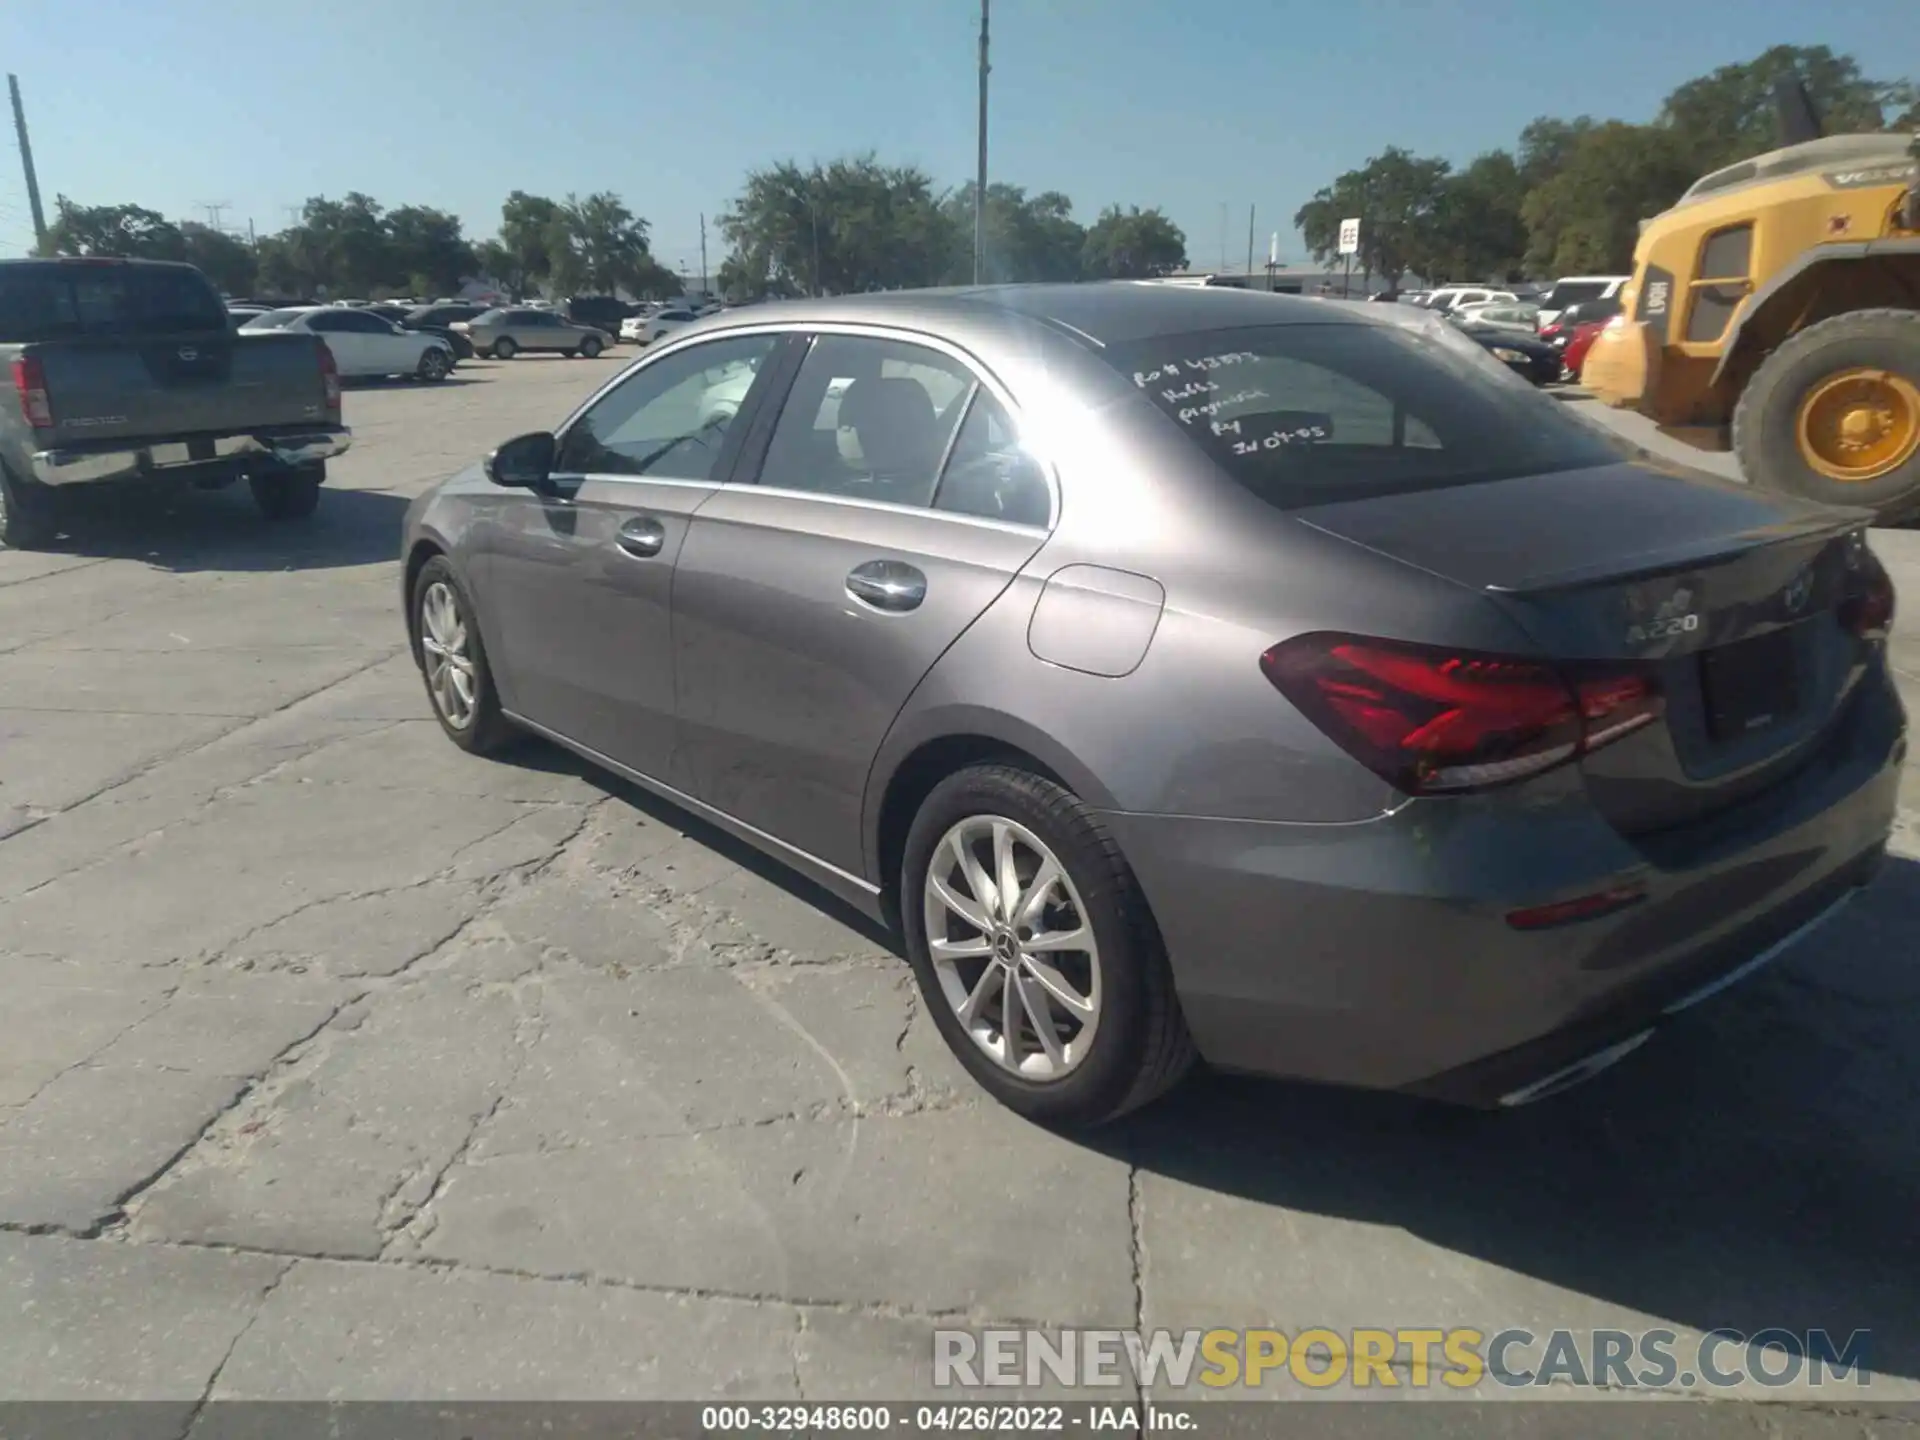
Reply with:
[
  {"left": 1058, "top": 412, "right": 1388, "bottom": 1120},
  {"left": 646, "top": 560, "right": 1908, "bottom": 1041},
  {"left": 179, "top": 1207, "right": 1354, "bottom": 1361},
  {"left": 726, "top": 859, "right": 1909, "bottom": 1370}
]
[
  {"left": 227, "top": 304, "right": 274, "bottom": 326},
  {"left": 241, "top": 306, "right": 456, "bottom": 381},
  {"left": 1538, "top": 296, "right": 1627, "bottom": 349},
  {"left": 0, "top": 257, "right": 349, "bottom": 545},
  {"left": 1535, "top": 275, "right": 1630, "bottom": 329},
  {"left": 1452, "top": 301, "right": 1540, "bottom": 334},
  {"left": 618, "top": 314, "right": 650, "bottom": 343},
  {"left": 641, "top": 306, "right": 703, "bottom": 344},
  {"left": 452, "top": 308, "right": 612, "bottom": 359},
  {"left": 1451, "top": 320, "right": 1564, "bottom": 385},
  {"left": 1559, "top": 318, "right": 1612, "bottom": 381},
  {"left": 406, "top": 302, "right": 491, "bottom": 329},
  {"left": 1423, "top": 286, "right": 1519, "bottom": 314},
  {"left": 400, "top": 283, "right": 1901, "bottom": 1125},
  {"left": 562, "top": 295, "right": 636, "bottom": 332}
]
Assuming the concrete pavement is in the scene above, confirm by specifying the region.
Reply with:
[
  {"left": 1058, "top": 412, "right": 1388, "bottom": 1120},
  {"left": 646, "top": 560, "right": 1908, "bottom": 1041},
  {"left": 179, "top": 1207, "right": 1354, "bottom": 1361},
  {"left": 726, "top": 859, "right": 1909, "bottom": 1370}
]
[{"left": 0, "top": 355, "right": 1916, "bottom": 1425}]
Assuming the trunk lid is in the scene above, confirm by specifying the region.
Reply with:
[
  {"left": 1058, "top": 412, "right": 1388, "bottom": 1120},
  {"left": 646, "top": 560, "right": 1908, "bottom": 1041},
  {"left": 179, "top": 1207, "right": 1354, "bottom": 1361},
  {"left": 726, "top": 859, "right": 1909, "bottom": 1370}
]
[
  {"left": 1299, "top": 462, "right": 1876, "bottom": 834},
  {"left": 30, "top": 330, "right": 330, "bottom": 446}
]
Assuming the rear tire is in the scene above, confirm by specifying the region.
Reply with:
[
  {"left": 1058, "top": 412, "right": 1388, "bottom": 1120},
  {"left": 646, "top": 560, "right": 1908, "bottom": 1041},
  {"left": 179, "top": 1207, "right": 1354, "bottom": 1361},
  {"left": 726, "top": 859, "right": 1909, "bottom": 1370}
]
[
  {"left": 1734, "top": 308, "right": 1920, "bottom": 520},
  {"left": 901, "top": 764, "right": 1195, "bottom": 1127},
  {"left": 492, "top": 337, "right": 518, "bottom": 360},
  {"left": 580, "top": 335, "right": 604, "bottom": 359},
  {"left": 250, "top": 463, "right": 323, "bottom": 521},
  {"left": 416, "top": 347, "right": 452, "bottom": 382},
  {"left": 0, "top": 463, "right": 56, "bottom": 550}
]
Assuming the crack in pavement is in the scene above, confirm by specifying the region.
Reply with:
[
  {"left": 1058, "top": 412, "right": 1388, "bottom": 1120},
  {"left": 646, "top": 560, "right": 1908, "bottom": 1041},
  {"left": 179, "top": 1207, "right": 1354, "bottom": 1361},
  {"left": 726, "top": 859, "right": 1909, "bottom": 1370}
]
[
  {"left": 173, "top": 1255, "right": 296, "bottom": 1433},
  {"left": 0, "top": 646, "right": 407, "bottom": 871}
]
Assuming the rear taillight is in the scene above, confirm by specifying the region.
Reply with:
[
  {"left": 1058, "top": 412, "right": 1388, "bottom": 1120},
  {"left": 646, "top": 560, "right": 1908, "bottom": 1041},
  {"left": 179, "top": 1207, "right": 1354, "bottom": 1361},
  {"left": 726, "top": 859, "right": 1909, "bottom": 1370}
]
[
  {"left": 317, "top": 341, "right": 341, "bottom": 411},
  {"left": 1261, "top": 633, "right": 1663, "bottom": 796},
  {"left": 12, "top": 356, "right": 52, "bottom": 429},
  {"left": 1840, "top": 539, "right": 1895, "bottom": 637}
]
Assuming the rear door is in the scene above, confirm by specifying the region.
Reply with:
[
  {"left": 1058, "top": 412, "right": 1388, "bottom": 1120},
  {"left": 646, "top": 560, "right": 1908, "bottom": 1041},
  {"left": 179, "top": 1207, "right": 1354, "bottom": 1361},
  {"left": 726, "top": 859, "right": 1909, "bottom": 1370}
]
[
  {"left": 479, "top": 331, "right": 788, "bottom": 778},
  {"left": 304, "top": 310, "right": 372, "bottom": 374},
  {"left": 670, "top": 329, "right": 1053, "bottom": 876}
]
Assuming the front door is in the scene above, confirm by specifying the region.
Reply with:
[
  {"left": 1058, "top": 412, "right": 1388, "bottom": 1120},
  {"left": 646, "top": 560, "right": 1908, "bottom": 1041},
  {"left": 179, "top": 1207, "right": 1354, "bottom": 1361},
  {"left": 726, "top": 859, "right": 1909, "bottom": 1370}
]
[
  {"left": 482, "top": 331, "right": 786, "bottom": 777},
  {"left": 672, "top": 331, "right": 1053, "bottom": 876}
]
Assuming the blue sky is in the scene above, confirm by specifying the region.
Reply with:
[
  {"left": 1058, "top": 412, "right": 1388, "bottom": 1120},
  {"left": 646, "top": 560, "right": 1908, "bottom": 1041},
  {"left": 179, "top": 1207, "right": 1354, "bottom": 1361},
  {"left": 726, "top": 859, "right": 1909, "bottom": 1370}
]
[{"left": 2, "top": 0, "right": 1915, "bottom": 278}]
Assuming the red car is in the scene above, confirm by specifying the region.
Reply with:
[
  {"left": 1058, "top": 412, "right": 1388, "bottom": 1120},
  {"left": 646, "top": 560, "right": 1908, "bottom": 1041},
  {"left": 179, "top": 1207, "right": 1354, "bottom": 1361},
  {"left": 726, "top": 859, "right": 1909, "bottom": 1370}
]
[{"left": 1561, "top": 319, "right": 1610, "bottom": 381}]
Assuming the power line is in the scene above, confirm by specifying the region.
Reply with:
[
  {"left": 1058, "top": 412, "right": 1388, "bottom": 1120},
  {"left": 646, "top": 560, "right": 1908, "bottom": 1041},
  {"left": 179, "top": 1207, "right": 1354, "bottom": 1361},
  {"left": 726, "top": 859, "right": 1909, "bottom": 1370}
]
[{"left": 198, "top": 200, "right": 230, "bottom": 230}]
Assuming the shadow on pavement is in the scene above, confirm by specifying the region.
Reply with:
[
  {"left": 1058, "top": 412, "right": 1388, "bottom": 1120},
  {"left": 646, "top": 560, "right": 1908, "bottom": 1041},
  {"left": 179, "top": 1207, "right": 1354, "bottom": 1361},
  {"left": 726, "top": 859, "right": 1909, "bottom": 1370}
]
[
  {"left": 1102, "top": 851, "right": 1920, "bottom": 1383},
  {"left": 31, "top": 483, "right": 409, "bottom": 573}
]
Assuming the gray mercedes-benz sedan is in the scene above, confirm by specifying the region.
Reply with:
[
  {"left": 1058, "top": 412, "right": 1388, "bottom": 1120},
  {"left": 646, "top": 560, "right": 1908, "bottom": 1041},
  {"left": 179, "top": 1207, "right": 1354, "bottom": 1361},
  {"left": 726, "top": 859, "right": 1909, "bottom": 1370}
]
[{"left": 400, "top": 284, "right": 1903, "bottom": 1125}]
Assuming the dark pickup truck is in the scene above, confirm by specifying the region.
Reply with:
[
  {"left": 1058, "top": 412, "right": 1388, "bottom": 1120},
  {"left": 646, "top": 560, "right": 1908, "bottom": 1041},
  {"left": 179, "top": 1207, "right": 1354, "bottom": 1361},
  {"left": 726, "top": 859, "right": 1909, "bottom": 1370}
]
[{"left": 0, "top": 256, "right": 351, "bottom": 549}]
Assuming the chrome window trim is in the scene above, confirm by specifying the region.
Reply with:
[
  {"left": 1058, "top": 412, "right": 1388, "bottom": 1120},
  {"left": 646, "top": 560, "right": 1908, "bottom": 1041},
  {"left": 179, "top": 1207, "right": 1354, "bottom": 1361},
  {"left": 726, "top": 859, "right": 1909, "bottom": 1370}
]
[{"left": 549, "top": 319, "right": 1062, "bottom": 531}]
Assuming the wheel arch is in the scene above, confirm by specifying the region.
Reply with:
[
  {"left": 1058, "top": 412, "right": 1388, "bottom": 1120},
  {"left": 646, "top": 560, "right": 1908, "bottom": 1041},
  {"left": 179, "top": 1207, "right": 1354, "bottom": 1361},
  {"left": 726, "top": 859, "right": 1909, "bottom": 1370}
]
[
  {"left": 1713, "top": 241, "right": 1920, "bottom": 391},
  {"left": 864, "top": 706, "right": 1120, "bottom": 929}
]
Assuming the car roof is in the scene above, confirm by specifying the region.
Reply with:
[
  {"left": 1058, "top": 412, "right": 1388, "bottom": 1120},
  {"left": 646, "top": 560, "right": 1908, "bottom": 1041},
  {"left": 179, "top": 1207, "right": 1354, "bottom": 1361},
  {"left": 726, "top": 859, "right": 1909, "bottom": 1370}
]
[{"left": 688, "top": 282, "right": 1371, "bottom": 352}]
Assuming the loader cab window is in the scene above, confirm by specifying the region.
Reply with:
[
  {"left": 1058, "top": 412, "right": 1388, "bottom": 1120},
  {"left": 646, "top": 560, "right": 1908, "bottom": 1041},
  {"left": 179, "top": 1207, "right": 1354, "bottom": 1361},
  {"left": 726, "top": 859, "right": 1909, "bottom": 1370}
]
[{"left": 1685, "top": 224, "right": 1753, "bottom": 344}]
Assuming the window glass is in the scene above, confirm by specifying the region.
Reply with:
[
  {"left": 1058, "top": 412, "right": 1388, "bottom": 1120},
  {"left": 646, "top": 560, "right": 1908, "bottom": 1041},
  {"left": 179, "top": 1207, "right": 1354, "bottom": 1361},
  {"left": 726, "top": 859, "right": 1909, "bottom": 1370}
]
[
  {"left": 304, "top": 311, "right": 348, "bottom": 332},
  {"left": 343, "top": 310, "right": 392, "bottom": 333},
  {"left": 241, "top": 308, "right": 305, "bottom": 329},
  {"left": 0, "top": 264, "right": 227, "bottom": 341},
  {"left": 1105, "top": 322, "right": 1622, "bottom": 509},
  {"left": 933, "top": 391, "right": 1053, "bottom": 527},
  {"left": 555, "top": 334, "right": 777, "bottom": 480},
  {"left": 754, "top": 335, "right": 974, "bottom": 507},
  {"left": 1544, "top": 280, "right": 1609, "bottom": 310}
]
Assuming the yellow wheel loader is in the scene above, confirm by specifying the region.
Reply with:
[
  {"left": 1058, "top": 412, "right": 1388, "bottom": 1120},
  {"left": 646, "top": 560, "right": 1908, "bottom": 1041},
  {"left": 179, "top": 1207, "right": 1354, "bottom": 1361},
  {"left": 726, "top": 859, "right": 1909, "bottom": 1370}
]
[{"left": 1584, "top": 93, "right": 1920, "bottom": 519}]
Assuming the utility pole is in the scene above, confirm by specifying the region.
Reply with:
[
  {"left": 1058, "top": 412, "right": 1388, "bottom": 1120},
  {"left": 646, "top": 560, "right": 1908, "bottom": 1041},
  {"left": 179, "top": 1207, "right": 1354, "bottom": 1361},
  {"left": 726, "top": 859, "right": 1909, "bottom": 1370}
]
[
  {"left": 973, "top": 0, "right": 989, "bottom": 284},
  {"left": 248, "top": 217, "right": 257, "bottom": 250},
  {"left": 1245, "top": 205, "right": 1255, "bottom": 282},
  {"left": 1219, "top": 202, "right": 1227, "bottom": 271},
  {"left": 8, "top": 75, "right": 48, "bottom": 252},
  {"left": 200, "top": 201, "right": 230, "bottom": 231},
  {"left": 698, "top": 213, "right": 708, "bottom": 297}
]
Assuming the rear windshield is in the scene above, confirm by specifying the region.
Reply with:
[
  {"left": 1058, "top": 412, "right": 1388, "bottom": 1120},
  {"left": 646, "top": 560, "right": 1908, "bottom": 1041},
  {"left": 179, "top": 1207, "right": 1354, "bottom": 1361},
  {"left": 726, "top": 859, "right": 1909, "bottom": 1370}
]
[
  {"left": 1105, "top": 321, "right": 1622, "bottom": 508},
  {"left": 1543, "top": 280, "right": 1611, "bottom": 309},
  {"left": 0, "top": 264, "right": 228, "bottom": 342},
  {"left": 241, "top": 309, "right": 307, "bottom": 329}
]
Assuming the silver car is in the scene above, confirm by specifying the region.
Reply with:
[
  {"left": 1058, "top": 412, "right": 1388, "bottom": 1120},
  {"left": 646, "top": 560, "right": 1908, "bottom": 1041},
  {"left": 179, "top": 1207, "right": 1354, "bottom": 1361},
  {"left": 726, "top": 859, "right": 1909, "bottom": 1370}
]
[
  {"left": 401, "top": 285, "right": 1903, "bottom": 1125},
  {"left": 453, "top": 307, "right": 612, "bottom": 360}
]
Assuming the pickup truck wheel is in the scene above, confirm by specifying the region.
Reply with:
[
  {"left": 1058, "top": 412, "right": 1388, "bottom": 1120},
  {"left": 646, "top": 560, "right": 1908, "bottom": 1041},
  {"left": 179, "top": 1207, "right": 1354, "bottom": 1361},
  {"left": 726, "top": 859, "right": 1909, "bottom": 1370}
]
[
  {"left": 250, "top": 463, "right": 323, "bottom": 521},
  {"left": 0, "top": 465, "right": 56, "bottom": 550},
  {"left": 579, "top": 336, "right": 604, "bottom": 359},
  {"left": 416, "top": 347, "right": 452, "bottom": 382},
  {"left": 413, "top": 556, "right": 515, "bottom": 754},
  {"left": 492, "top": 337, "right": 518, "bottom": 360}
]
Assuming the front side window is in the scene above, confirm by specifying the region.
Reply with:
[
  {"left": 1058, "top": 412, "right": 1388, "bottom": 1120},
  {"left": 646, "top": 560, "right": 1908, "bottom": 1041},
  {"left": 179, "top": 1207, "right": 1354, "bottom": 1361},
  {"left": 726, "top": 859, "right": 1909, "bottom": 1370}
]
[
  {"left": 753, "top": 335, "right": 975, "bottom": 507},
  {"left": 1106, "top": 321, "right": 1622, "bottom": 509},
  {"left": 1685, "top": 224, "right": 1753, "bottom": 344},
  {"left": 555, "top": 334, "right": 779, "bottom": 480}
]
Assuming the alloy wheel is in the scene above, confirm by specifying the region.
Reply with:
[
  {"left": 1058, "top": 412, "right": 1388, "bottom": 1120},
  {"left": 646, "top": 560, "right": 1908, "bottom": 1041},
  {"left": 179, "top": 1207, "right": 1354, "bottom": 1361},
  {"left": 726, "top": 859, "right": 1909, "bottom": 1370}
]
[
  {"left": 419, "top": 581, "right": 477, "bottom": 729},
  {"left": 922, "top": 814, "right": 1101, "bottom": 1080}
]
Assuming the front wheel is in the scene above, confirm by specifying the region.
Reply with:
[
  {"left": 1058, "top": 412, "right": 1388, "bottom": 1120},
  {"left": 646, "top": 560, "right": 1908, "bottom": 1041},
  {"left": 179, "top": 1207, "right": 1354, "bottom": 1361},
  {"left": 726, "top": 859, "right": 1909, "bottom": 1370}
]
[
  {"left": 491, "top": 337, "right": 518, "bottom": 360},
  {"left": 0, "top": 464, "right": 56, "bottom": 550},
  {"left": 250, "top": 463, "right": 322, "bottom": 520},
  {"left": 412, "top": 556, "right": 515, "bottom": 754},
  {"left": 417, "top": 347, "right": 452, "bottom": 382},
  {"left": 901, "top": 764, "right": 1195, "bottom": 1126},
  {"left": 1735, "top": 308, "right": 1920, "bottom": 520},
  {"left": 579, "top": 335, "right": 604, "bottom": 359}
]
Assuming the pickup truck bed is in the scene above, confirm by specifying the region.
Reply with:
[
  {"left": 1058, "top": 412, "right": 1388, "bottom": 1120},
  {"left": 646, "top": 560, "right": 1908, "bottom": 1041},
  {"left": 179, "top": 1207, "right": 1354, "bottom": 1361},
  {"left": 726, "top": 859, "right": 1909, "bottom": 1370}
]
[{"left": 0, "top": 257, "right": 351, "bottom": 548}]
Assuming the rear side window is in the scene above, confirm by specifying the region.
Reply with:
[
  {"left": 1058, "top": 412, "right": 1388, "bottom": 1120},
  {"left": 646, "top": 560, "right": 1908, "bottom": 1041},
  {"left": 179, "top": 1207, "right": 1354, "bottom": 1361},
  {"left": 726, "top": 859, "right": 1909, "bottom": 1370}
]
[
  {"left": 1105, "top": 322, "right": 1621, "bottom": 508},
  {"left": 0, "top": 264, "right": 228, "bottom": 341}
]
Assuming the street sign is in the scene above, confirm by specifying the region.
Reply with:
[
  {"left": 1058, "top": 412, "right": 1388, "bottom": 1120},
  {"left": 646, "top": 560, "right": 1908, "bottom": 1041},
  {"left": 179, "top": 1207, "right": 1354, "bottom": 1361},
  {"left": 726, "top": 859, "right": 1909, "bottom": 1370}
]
[{"left": 1337, "top": 218, "right": 1361, "bottom": 256}]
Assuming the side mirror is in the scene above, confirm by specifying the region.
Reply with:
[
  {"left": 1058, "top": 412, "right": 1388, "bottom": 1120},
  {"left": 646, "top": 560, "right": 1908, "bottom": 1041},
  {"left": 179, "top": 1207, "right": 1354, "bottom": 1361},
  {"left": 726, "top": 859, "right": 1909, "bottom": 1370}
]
[{"left": 484, "top": 431, "right": 557, "bottom": 491}]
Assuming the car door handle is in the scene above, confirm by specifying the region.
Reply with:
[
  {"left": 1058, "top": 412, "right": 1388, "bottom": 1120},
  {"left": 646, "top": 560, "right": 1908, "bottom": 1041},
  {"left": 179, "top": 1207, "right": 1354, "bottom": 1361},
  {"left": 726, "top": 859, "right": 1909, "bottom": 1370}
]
[
  {"left": 846, "top": 559, "right": 927, "bottom": 612},
  {"left": 616, "top": 516, "right": 667, "bottom": 558}
]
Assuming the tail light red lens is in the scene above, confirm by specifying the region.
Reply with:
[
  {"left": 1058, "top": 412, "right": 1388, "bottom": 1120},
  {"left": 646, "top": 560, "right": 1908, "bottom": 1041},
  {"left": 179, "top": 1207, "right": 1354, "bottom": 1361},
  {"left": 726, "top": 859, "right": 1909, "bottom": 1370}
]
[
  {"left": 1261, "top": 633, "right": 1663, "bottom": 796},
  {"left": 316, "top": 341, "right": 342, "bottom": 411},
  {"left": 12, "top": 355, "right": 53, "bottom": 429},
  {"left": 1839, "top": 542, "right": 1895, "bottom": 637}
]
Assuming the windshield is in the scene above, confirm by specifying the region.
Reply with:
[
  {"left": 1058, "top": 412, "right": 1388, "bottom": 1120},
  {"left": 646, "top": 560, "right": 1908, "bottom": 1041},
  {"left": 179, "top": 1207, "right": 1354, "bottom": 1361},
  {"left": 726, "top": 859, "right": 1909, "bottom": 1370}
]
[
  {"left": 1104, "top": 321, "right": 1622, "bottom": 508},
  {"left": 1544, "top": 281, "right": 1610, "bottom": 309},
  {"left": 0, "top": 263, "right": 229, "bottom": 342}
]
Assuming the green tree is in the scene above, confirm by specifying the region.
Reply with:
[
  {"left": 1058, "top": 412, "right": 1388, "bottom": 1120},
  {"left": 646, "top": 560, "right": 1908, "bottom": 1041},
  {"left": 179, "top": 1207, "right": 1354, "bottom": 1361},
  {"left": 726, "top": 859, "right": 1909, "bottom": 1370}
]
[
  {"left": 1521, "top": 122, "right": 1697, "bottom": 274},
  {"left": 1430, "top": 151, "right": 1529, "bottom": 282},
  {"left": 498, "top": 191, "right": 561, "bottom": 296},
  {"left": 383, "top": 205, "right": 475, "bottom": 298},
  {"left": 940, "top": 183, "right": 1086, "bottom": 283},
  {"left": 1294, "top": 148, "right": 1450, "bottom": 283},
  {"left": 1659, "top": 45, "right": 1895, "bottom": 171},
  {"left": 1081, "top": 205, "right": 1187, "bottom": 278},
  {"left": 178, "top": 221, "right": 257, "bottom": 295},
  {"left": 720, "top": 155, "right": 956, "bottom": 295},
  {"left": 1515, "top": 115, "right": 1599, "bottom": 187},
  {"left": 39, "top": 197, "right": 186, "bottom": 260},
  {"left": 553, "top": 191, "right": 674, "bottom": 296}
]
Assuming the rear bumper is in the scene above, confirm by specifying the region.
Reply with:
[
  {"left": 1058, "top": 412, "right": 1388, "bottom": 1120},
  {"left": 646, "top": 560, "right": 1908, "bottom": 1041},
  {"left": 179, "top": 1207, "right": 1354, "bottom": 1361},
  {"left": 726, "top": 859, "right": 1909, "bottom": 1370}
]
[
  {"left": 1102, "top": 662, "right": 1906, "bottom": 1105},
  {"left": 30, "top": 427, "right": 351, "bottom": 488}
]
